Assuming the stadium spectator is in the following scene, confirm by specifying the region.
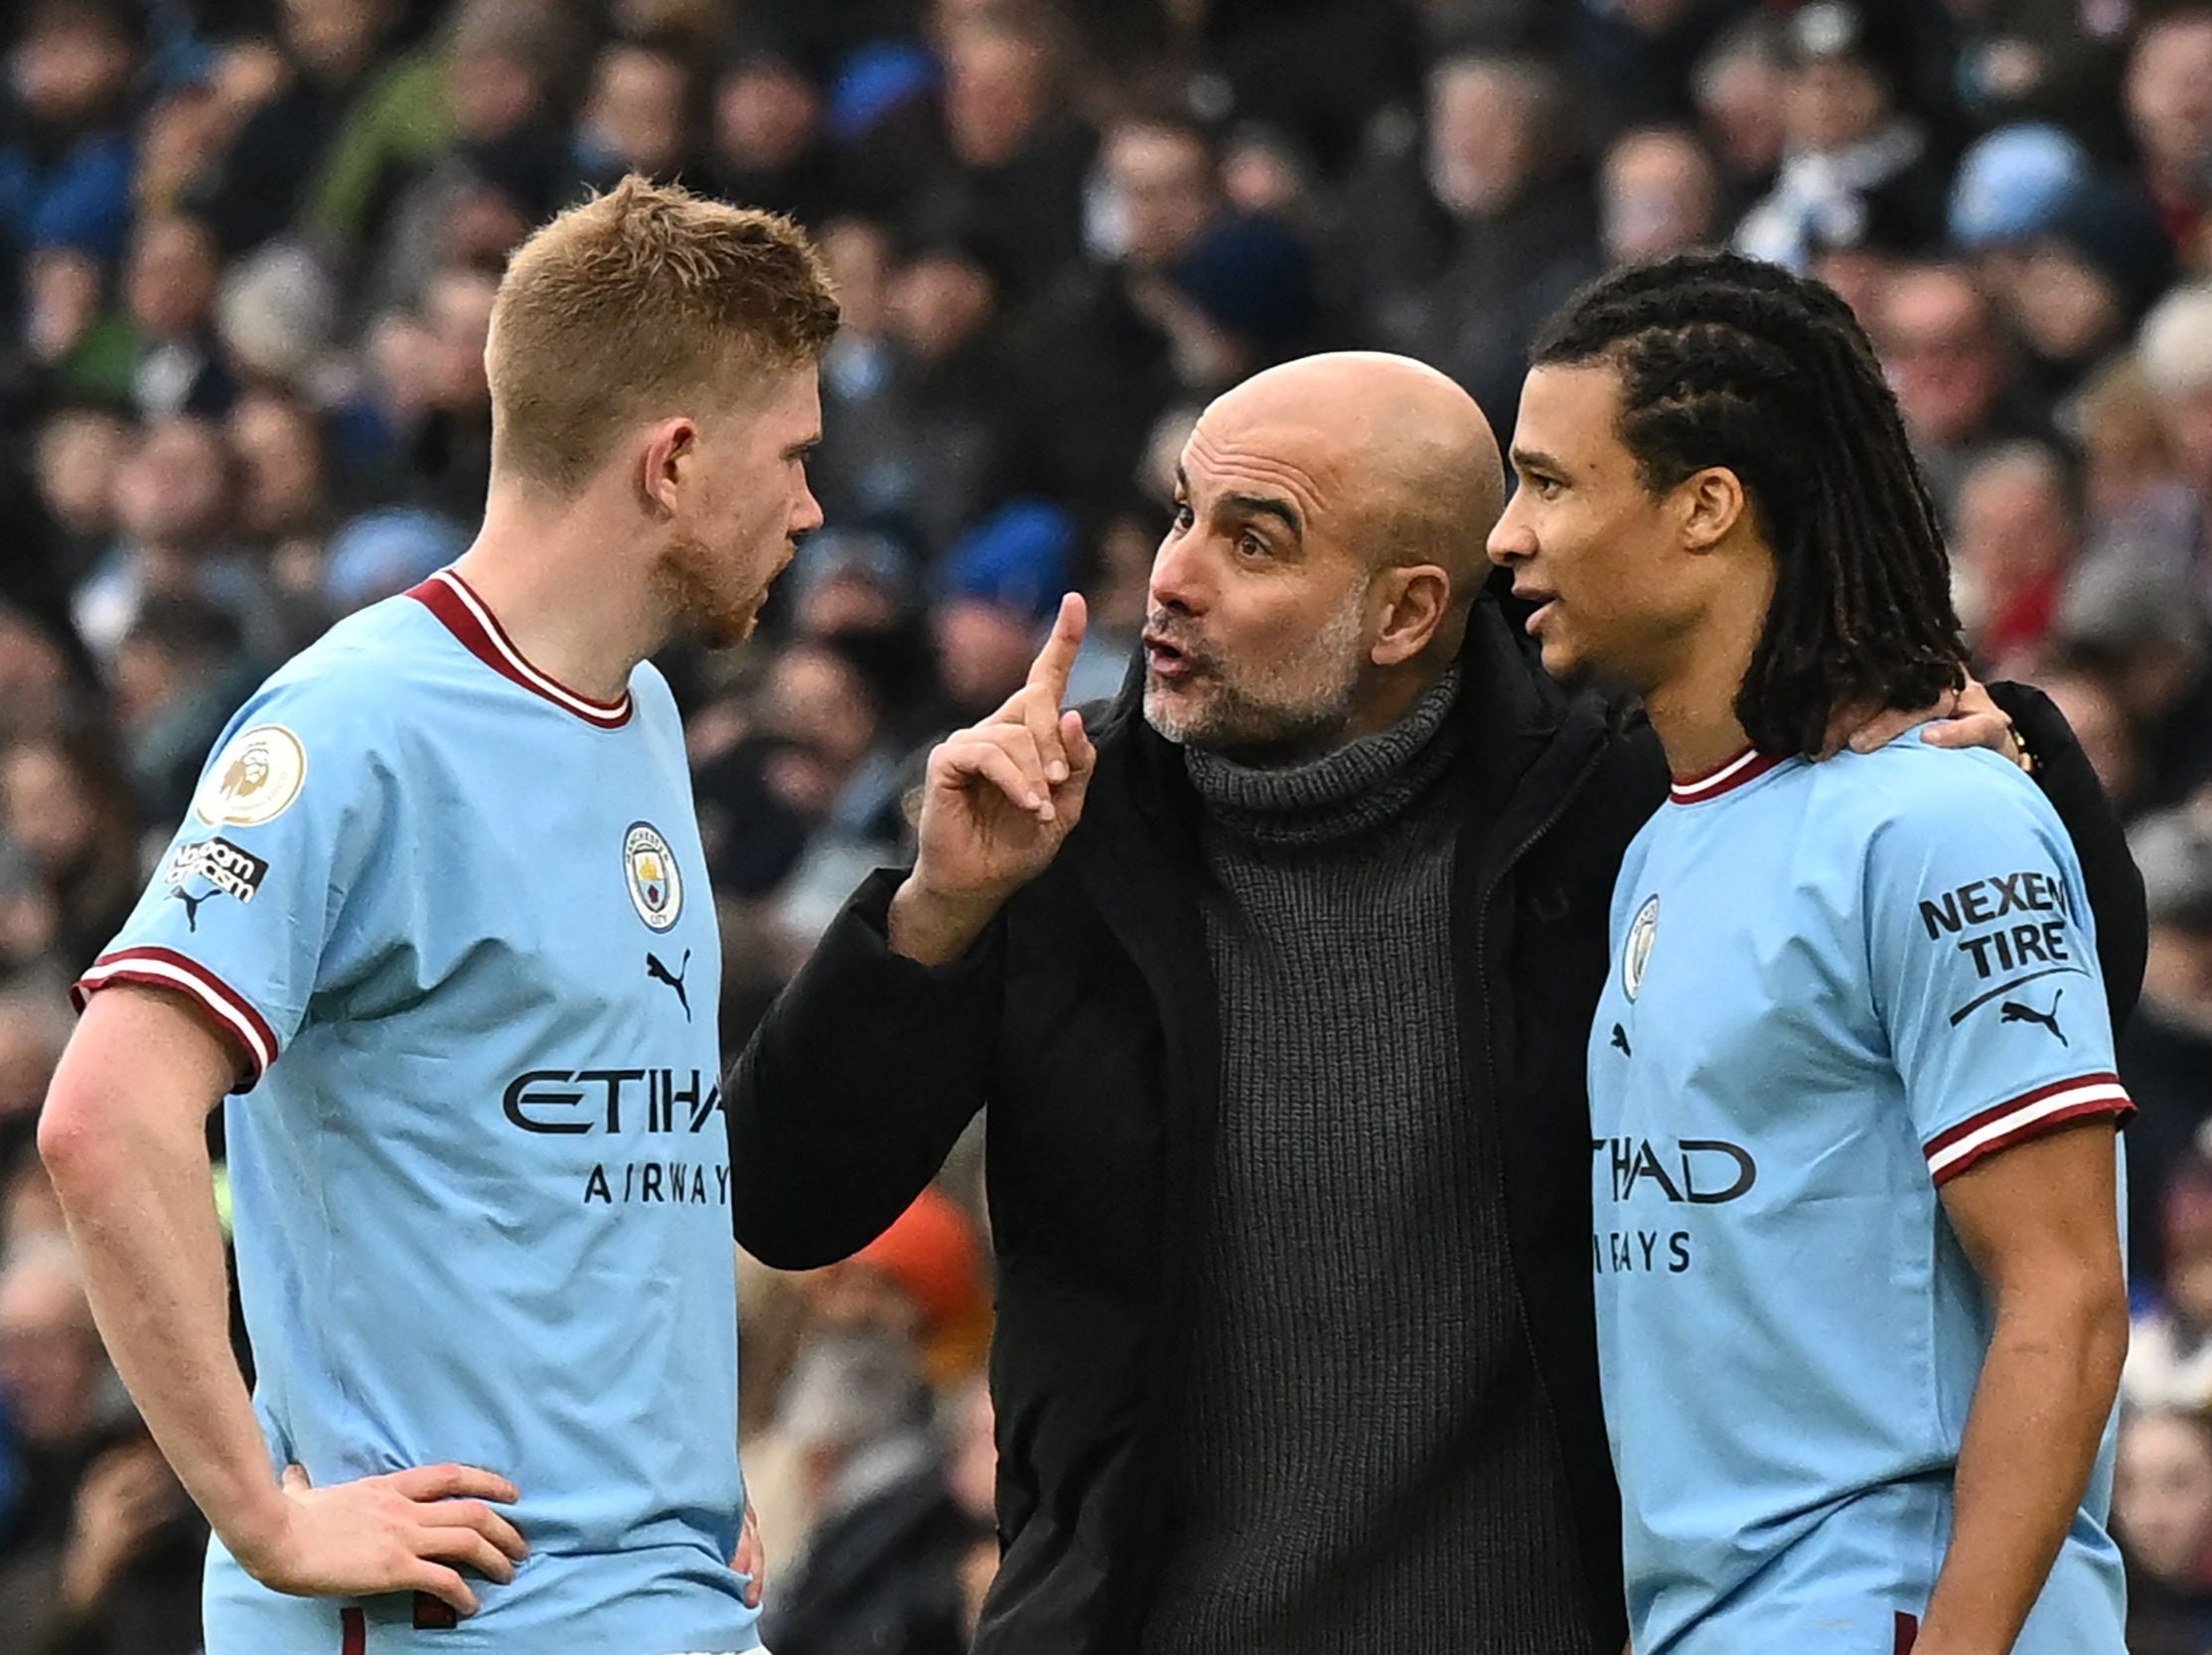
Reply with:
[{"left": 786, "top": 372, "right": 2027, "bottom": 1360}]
[
  {"left": 2122, "top": 8, "right": 2212, "bottom": 265},
  {"left": 1333, "top": 51, "right": 1601, "bottom": 432},
  {"left": 575, "top": 32, "right": 700, "bottom": 188},
  {"left": 120, "top": 212, "right": 234, "bottom": 419},
  {"left": 756, "top": 1331, "right": 978, "bottom": 1655},
  {"left": 0, "top": 734, "right": 137, "bottom": 980},
  {"left": 30, "top": 406, "right": 131, "bottom": 582},
  {"left": 1011, "top": 105, "right": 1220, "bottom": 527},
  {"left": 2037, "top": 666, "right": 2143, "bottom": 821},
  {"left": 2118, "top": 808, "right": 2212, "bottom": 1289},
  {"left": 1951, "top": 439, "right": 2081, "bottom": 675},
  {"left": 920, "top": 13, "right": 1092, "bottom": 303},
  {"left": 1875, "top": 261, "right": 2049, "bottom": 521},
  {"left": 1733, "top": 0, "right": 1951, "bottom": 274},
  {"left": 0, "top": 1239, "right": 116, "bottom": 1564},
  {"left": 1598, "top": 126, "right": 1723, "bottom": 266},
  {"left": 181, "top": 0, "right": 415, "bottom": 257},
  {"left": 2116, "top": 1408, "right": 2212, "bottom": 1655},
  {"left": 70, "top": 414, "right": 255, "bottom": 666},
  {"left": 2057, "top": 555, "right": 2212, "bottom": 818},
  {"left": 2138, "top": 281, "right": 2212, "bottom": 552}
]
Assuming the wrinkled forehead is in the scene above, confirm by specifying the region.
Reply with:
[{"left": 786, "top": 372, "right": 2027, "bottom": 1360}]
[{"left": 1181, "top": 395, "right": 1364, "bottom": 524}]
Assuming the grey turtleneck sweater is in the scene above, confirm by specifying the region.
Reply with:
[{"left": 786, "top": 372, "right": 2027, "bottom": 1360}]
[{"left": 1139, "top": 668, "right": 1594, "bottom": 1655}]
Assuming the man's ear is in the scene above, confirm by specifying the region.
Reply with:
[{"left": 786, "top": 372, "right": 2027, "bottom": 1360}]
[
  {"left": 1677, "top": 465, "right": 1748, "bottom": 553},
  {"left": 1371, "top": 565, "right": 1451, "bottom": 667},
  {"left": 638, "top": 417, "right": 697, "bottom": 519}
]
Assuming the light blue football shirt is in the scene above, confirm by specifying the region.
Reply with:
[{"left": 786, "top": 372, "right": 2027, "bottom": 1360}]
[
  {"left": 76, "top": 568, "right": 755, "bottom": 1654},
  {"left": 1589, "top": 735, "right": 2132, "bottom": 1655}
]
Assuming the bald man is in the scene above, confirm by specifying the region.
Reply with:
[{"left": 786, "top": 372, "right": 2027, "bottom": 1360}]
[{"left": 728, "top": 353, "right": 2132, "bottom": 1655}]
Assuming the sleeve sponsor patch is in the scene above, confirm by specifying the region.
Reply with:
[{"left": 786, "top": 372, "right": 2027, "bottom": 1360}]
[{"left": 165, "top": 836, "right": 270, "bottom": 904}]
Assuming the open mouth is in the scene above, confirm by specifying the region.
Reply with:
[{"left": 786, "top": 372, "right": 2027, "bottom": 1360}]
[
  {"left": 1513, "top": 586, "right": 1558, "bottom": 634},
  {"left": 1143, "top": 633, "right": 1205, "bottom": 681}
]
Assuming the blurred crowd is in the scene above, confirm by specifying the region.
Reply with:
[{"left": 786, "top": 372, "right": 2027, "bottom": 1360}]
[{"left": 5, "top": 0, "right": 2212, "bottom": 1650}]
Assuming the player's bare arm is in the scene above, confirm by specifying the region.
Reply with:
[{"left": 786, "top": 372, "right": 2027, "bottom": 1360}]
[
  {"left": 41, "top": 985, "right": 528, "bottom": 1618},
  {"left": 888, "top": 591, "right": 1098, "bottom": 965},
  {"left": 1916, "top": 1121, "right": 2129, "bottom": 1655}
]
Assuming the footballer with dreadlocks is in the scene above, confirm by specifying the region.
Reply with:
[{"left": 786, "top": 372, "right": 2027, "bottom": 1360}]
[{"left": 1492, "top": 249, "right": 2136, "bottom": 1655}]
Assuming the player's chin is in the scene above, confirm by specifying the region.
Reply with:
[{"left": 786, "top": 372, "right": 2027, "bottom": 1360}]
[
  {"left": 1535, "top": 627, "right": 1585, "bottom": 680},
  {"left": 691, "top": 595, "right": 763, "bottom": 649}
]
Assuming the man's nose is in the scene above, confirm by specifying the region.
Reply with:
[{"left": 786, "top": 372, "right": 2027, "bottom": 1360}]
[
  {"left": 1487, "top": 500, "right": 1535, "bottom": 567},
  {"left": 1147, "top": 534, "right": 1212, "bottom": 615},
  {"left": 793, "top": 484, "right": 825, "bottom": 536}
]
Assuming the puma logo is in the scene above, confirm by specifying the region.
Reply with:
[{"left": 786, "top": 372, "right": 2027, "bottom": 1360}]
[
  {"left": 1610, "top": 1022, "right": 1632, "bottom": 1057},
  {"left": 1999, "top": 990, "right": 2066, "bottom": 1046},
  {"left": 169, "top": 888, "right": 211, "bottom": 932},
  {"left": 646, "top": 949, "right": 691, "bottom": 1020}
]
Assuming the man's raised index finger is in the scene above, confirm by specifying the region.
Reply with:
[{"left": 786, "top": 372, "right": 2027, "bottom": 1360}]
[{"left": 1026, "top": 592, "right": 1088, "bottom": 703}]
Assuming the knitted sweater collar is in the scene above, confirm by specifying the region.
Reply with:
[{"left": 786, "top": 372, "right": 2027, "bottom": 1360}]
[{"left": 1182, "top": 667, "right": 1464, "bottom": 849}]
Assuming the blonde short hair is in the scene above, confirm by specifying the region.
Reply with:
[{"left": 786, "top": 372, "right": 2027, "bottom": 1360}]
[{"left": 487, "top": 175, "right": 839, "bottom": 495}]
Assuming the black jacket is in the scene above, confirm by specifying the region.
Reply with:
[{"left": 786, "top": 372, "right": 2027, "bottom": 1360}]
[{"left": 729, "top": 602, "right": 2144, "bottom": 1654}]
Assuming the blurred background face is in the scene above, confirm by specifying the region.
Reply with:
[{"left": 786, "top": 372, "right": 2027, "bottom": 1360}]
[
  {"left": 766, "top": 644, "right": 878, "bottom": 770},
  {"left": 944, "top": 28, "right": 1051, "bottom": 169},
  {"left": 1696, "top": 42, "right": 1787, "bottom": 180},
  {"left": 420, "top": 269, "right": 498, "bottom": 413},
  {"left": 1951, "top": 448, "right": 2076, "bottom": 620},
  {"left": 0, "top": 996, "right": 69, "bottom": 1127},
  {"left": 1101, "top": 122, "right": 1219, "bottom": 270},
  {"left": 228, "top": 392, "right": 325, "bottom": 537},
  {"left": 0, "top": 1251, "right": 103, "bottom": 1446},
  {"left": 2118, "top": 1411, "right": 2212, "bottom": 1583},
  {"left": 126, "top": 215, "right": 221, "bottom": 340},
  {"left": 2154, "top": 374, "right": 2212, "bottom": 497},
  {"left": 2128, "top": 17, "right": 2212, "bottom": 180},
  {"left": 2036, "top": 673, "right": 2138, "bottom": 808},
  {"left": 585, "top": 44, "right": 691, "bottom": 176},
  {"left": 716, "top": 60, "right": 818, "bottom": 172},
  {"left": 281, "top": 0, "right": 390, "bottom": 80},
  {"left": 112, "top": 418, "right": 230, "bottom": 548},
  {"left": 934, "top": 598, "right": 1037, "bottom": 713},
  {"left": 819, "top": 218, "right": 891, "bottom": 340},
  {"left": 36, "top": 408, "right": 132, "bottom": 536},
  {"left": 1784, "top": 55, "right": 1888, "bottom": 152},
  {"left": 2008, "top": 245, "right": 2124, "bottom": 364},
  {"left": 887, "top": 251, "right": 996, "bottom": 363},
  {"left": 2, "top": 740, "right": 95, "bottom": 875},
  {"left": 0, "top": 612, "right": 74, "bottom": 739},
  {"left": 1602, "top": 129, "right": 1719, "bottom": 264},
  {"left": 448, "top": 37, "right": 545, "bottom": 142},
  {"left": 1878, "top": 269, "right": 2007, "bottom": 447},
  {"left": 11, "top": 9, "right": 133, "bottom": 126},
  {"left": 1427, "top": 61, "right": 1544, "bottom": 218}
]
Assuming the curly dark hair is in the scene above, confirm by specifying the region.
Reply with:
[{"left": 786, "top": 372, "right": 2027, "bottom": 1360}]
[{"left": 1530, "top": 248, "right": 1966, "bottom": 758}]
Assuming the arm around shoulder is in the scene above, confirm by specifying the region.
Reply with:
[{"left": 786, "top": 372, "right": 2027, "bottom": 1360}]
[
  {"left": 728, "top": 867, "right": 1004, "bottom": 1269},
  {"left": 1986, "top": 679, "right": 2146, "bottom": 1030}
]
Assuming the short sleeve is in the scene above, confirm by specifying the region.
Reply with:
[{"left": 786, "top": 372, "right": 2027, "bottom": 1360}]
[
  {"left": 73, "top": 675, "right": 397, "bottom": 1089},
  {"left": 1863, "top": 762, "right": 2135, "bottom": 1187}
]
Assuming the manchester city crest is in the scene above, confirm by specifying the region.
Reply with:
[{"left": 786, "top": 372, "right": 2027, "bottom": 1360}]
[
  {"left": 624, "top": 822, "right": 682, "bottom": 932},
  {"left": 1624, "top": 895, "right": 1659, "bottom": 1001}
]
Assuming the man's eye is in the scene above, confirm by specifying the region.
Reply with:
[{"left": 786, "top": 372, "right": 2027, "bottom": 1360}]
[
  {"left": 1172, "top": 504, "right": 1194, "bottom": 529},
  {"left": 1238, "top": 532, "right": 1266, "bottom": 557}
]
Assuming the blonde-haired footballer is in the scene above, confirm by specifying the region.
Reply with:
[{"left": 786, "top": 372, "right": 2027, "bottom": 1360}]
[{"left": 43, "top": 177, "right": 836, "bottom": 1654}]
